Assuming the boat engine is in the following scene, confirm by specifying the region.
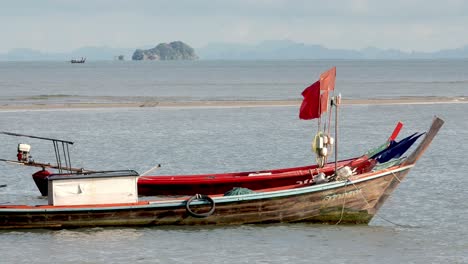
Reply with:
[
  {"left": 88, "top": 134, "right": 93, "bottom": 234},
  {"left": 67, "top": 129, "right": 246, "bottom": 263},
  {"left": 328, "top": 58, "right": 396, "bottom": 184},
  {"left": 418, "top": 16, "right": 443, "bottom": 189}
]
[{"left": 17, "top": 143, "right": 32, "bottom": 163}]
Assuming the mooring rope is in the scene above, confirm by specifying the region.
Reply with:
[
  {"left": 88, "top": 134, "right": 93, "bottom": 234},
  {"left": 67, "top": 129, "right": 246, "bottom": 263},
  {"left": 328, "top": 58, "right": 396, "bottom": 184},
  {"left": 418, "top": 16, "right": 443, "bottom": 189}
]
[
  {"left": 347, "top": 179, "right": 407, "bottom": 227},
  {"left": 391, "top": 171, "right": 402, "bottom": 183},
  {"left": 335, "top": 180, "right": 349, "bottom": 225}
]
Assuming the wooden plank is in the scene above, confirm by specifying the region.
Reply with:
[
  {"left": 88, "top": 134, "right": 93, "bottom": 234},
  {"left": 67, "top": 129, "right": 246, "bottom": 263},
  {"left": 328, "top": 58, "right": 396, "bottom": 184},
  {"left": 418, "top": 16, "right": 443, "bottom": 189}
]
[
  {"left": 0, "top": 159, "right": 91, "bottom": 173},
  {"left": 403, "top": 117, "right": 444, "bottom": 165}
]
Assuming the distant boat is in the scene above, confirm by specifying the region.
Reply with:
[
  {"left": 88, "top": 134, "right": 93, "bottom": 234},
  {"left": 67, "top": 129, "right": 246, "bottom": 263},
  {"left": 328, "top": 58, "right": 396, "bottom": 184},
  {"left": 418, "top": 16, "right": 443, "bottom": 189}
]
[{"left": 70, "top": 57, "right": 86, "bottom": 63}]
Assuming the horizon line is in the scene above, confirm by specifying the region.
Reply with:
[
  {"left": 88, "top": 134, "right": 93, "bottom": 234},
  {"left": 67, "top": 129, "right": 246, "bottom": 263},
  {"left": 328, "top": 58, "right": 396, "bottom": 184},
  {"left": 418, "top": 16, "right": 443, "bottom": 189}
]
[{"left": 1, "top": 39, "right": 467, "bottom": 55}]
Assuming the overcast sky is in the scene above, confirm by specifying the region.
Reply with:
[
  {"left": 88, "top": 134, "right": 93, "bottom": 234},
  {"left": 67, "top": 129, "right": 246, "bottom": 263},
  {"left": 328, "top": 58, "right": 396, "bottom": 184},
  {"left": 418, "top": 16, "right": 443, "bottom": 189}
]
[{"left": 1, "top": 0, "right": 467, "bottom": 53}]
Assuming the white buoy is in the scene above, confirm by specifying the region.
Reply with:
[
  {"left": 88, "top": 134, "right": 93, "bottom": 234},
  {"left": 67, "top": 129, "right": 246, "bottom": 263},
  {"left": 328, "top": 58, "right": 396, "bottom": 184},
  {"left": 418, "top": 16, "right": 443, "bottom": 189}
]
[{"left": 320, "top": 147, "right": 328, "bottom": 156}]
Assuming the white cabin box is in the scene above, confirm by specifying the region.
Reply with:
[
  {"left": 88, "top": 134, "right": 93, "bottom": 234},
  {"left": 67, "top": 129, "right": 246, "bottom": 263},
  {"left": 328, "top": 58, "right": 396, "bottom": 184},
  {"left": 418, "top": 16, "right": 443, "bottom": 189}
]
[{"left": 48, "top": 170, "right": 139, "bottom": 206}]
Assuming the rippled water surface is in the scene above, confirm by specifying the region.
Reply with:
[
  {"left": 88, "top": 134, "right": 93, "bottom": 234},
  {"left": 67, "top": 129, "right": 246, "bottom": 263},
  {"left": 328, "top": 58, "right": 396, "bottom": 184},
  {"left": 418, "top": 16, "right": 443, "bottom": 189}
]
[
  {"left": 0, "top": 60, "right": 467, "bottom": 104},
  {"left": 0, "top": 61, "right": 467, "bottom": 263}
]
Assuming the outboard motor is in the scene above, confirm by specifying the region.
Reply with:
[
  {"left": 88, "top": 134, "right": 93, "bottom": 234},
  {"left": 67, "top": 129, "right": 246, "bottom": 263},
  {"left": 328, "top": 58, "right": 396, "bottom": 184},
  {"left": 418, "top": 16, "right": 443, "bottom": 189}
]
[{"left": 17, "top": 143, "right": 31, "bottom": 163}]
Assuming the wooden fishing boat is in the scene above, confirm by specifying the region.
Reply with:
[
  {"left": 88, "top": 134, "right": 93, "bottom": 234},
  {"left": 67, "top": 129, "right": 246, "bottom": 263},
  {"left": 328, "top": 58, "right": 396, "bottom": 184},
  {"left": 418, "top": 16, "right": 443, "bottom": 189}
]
[
  {"left": 2, "top": 122, "right": 401, "bottom": 197},
  {"left": 0, "top": 117, "right": 443, "bottom": 229},
  {"left": 0, "top": 67, "right": 444, "bottom": 229},
  {"left": 70, "top": 57, "right": 86, "bottom": 63},
  {"left": 0, "top": 67, "right": 427, "bottom": 199}
]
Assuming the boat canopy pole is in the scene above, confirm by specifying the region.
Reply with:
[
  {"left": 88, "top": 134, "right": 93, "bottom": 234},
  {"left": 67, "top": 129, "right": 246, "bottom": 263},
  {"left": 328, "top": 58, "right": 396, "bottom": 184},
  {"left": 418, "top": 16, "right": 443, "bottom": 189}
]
[
  {"left": 0, "top": 131, "right": 74, "bottom": 145},
  {"left": 141, "top": 163, "right": 162, "bottom": 176},
  {"left": 61, "top": 142, "right": 71, "bottom": 173},
  {"left": 50, "top": 140, "right": 74, "bottom": 174},
  {"left": 66, "top": 143, "right": 72, "bottom": 171}
]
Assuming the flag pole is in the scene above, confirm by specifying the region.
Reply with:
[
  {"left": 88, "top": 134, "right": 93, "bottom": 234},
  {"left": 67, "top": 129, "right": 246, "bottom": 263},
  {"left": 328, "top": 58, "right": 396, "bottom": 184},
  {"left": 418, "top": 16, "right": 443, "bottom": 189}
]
[{"left": 334, "top": 94, "right": 341, "bottom": 174}]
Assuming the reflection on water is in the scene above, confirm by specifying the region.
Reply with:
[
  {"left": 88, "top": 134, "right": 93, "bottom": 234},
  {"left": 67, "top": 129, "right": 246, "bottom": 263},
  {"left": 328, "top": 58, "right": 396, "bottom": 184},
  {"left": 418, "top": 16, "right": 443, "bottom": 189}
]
[
  {"left": 1, "top": 60, "right": 467, "bottom": 104},
  {"left": 2, "top": 224, "right": 466, "bottom": 263},
  {"left": 51, "top": 228, "right": 144, "bottom": 242}
]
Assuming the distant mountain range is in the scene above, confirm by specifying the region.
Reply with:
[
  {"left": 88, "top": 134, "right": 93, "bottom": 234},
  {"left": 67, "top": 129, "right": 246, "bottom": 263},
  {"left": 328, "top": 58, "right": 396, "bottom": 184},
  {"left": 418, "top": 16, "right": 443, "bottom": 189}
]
[
  {"left": 197, "top": 40, "right": 468, "bottom": 60},
  {"left": 0, "top": 47, "right": 137, "bottom": 61},
  {"left": 1, "top": 40, "right": 468, "bottom": 61}
]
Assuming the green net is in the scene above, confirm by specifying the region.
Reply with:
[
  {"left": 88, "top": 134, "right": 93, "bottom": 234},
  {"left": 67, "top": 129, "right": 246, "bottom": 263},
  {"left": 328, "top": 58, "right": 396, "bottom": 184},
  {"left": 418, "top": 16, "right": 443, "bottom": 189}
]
[
  {"left": 365, "top": 141, "right": 390, "bottom": 158},
  {"left": 372, "top": 157, "right": 405, "bottom": 171},
  {"left": 224, "top": 187, "right": 256, "bottom": 196}
]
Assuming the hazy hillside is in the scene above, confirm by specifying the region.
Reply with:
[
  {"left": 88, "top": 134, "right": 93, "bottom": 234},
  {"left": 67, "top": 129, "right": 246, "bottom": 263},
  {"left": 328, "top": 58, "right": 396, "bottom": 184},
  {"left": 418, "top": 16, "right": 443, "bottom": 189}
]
[
  {"left": 1, "top": 40, "right": 468, "bottom": 61},
  {"left": 197, "top": 40, "right": 468, "bottom": 60},
  {"left": 0, "top": 46, "right": 136, "bottom": 61},
  {"left": 132, "top": 41, "right": 198, "bottom": 61}
]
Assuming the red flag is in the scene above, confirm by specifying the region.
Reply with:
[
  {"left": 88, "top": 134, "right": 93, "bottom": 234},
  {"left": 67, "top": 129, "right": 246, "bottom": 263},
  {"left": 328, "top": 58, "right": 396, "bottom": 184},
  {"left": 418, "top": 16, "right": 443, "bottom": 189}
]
[
  {"left": 320, "top": 66, "right": 336, "bottom": 91},
  {"left": 299, "top": 81, "right": 321, "bottom": 120},
  {"left": 299, "top": 66, "right": 336, "bottom": 120},
  {"left": 320, "top": 90, "right": 329, "bottom": 114}
]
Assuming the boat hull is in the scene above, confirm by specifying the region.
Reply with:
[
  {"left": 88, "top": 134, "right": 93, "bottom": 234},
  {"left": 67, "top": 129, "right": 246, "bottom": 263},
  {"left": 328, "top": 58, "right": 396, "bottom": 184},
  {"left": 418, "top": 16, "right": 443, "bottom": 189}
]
[{"left": 1, "top": 166, "right": 411, "bottom": 229}]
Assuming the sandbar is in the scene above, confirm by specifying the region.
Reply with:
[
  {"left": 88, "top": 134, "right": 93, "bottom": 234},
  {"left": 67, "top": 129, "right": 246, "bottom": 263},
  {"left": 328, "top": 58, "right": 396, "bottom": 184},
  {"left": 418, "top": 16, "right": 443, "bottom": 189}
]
[{"left": 0, "top": 96, "right": 466, "bottom": 111}]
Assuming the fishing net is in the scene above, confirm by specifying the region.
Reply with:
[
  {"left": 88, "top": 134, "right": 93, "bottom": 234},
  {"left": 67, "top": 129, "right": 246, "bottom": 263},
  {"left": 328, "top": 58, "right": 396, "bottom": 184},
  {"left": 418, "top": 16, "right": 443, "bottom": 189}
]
[{"left": 224, "top": 187, "right": 256, "bottom": 196}]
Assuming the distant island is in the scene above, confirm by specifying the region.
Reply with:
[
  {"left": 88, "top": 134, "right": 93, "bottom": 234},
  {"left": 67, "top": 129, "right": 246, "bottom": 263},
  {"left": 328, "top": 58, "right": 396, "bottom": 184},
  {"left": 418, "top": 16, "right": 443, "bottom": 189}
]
[{"left": 132, "top": 41, "right": 198, "bottom": 61}]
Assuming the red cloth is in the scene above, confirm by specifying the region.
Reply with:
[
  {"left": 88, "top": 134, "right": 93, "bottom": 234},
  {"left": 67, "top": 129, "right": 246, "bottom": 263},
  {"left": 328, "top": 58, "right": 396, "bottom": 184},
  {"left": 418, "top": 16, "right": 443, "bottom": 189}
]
[
  {"left": 320, "top": 90, "right": 329, "bottom": 114},
  {"left": 299, "top": 66, "right": 336, "bottom": 120},
  {"left": 299, "top": 81, "right": 321, "bottom": 120},
  {"left": 32, "top": 169, "right": 52, "bottom": 180},
  {"left": 319, "top": 66, "right": 336, "bottom": 91}
]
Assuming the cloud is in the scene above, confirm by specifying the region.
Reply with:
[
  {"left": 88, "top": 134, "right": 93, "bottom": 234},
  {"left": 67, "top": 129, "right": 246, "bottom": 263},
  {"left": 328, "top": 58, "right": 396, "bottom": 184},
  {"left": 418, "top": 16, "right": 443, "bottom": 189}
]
[
  {"left": 0, "top": 0, "right": 467, "bottom": 52},
  {"left": 3, "top": 0, "right": 466, "bottom": 18}
]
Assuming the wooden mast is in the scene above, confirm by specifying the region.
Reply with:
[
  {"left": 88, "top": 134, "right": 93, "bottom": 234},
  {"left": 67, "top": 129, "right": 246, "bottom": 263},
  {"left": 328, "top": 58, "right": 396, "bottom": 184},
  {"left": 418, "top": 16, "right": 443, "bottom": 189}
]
[{"left": 334, "top": 95, "right": 339, "bottom": 173}]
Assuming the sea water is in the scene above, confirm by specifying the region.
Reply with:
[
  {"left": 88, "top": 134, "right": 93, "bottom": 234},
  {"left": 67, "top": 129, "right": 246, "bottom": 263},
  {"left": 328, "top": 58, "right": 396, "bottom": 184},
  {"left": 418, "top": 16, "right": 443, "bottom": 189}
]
[
  {"left": 0, "top": 60, "right": 467, "bottom": 104},
  {"left": 0, "top": 60, "right": 467, "bottom": 263}
]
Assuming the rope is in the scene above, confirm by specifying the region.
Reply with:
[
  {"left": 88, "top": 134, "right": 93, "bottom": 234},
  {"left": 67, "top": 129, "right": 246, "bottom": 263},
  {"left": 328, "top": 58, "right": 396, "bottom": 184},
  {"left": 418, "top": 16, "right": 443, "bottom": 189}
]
[
  {"left": 335, "top": 180, "right": 349, "bottom": 225},
  {"left": 185, "top": 194, "right": 216, "bottom": 218},
  {"left": 347, "top": 179, "right": 407, "bottom": 227},
  {"left": 391, "top": 171, "right": 402, "bottom": 183}
]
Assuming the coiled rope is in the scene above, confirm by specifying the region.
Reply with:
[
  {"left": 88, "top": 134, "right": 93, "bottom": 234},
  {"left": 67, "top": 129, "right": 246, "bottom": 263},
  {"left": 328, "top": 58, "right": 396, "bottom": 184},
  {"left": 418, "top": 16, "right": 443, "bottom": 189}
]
[{"left": 185, "top": 194, "right": 216, "bottom": 218}]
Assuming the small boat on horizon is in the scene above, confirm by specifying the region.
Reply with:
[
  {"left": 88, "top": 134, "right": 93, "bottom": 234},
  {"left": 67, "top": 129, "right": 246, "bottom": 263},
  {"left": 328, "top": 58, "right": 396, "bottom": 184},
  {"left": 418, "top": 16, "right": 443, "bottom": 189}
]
[{"left": 70, "top": 57, "right": 86, "bottom": 63}]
